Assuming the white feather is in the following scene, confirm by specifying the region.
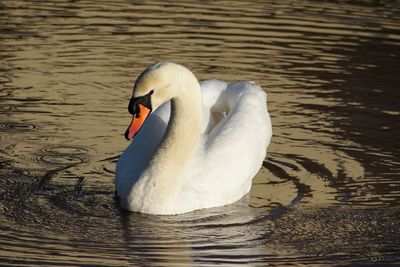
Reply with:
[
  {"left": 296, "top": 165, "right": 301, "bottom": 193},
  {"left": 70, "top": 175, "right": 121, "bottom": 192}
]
[{"left": 116, "top": 62, "right": 272, "bottom": 215}]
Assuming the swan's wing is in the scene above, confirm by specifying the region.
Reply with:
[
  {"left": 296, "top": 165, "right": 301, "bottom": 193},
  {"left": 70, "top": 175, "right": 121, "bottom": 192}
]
[
  {"left": 115, "top": 102, "right": 170, "bottom": 197},
  {"left": 199, "top": 79, "right": 228, "bottom": 134},
  {"left": 196, "top": 82, "right": 272, "bottom": 198}
]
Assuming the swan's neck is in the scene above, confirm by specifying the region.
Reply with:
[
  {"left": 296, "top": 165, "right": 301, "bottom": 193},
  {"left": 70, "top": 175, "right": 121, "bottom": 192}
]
[
  {"left": 129, "top": 80, "right": 202, "bottom": 212},
  {"left": 151, "top": 71, "right": 203, "bottom": 176},
  {"left": 154, "top": 95, "right": 202, "bottom": 172}
]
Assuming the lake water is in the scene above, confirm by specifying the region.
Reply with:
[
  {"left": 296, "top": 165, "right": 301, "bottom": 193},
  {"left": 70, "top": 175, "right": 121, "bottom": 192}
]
[{"left": 1, "top": 1, "right": 399, "bottom": 266}]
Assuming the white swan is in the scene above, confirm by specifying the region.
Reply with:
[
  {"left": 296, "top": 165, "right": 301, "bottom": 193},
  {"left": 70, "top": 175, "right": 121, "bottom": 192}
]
[{"left": 116, "top": 62, "right": 272, "bottom": 215}]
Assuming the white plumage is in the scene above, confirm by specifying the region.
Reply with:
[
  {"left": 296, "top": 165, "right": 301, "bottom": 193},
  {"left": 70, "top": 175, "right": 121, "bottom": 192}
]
[{"left": 116, "top": 62, "right": 272, "bottom": 215}]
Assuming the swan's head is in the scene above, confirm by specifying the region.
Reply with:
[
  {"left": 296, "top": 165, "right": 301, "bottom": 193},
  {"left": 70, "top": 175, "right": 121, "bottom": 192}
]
[{"left": 124, "top": 62, "right": 196, "bottom": 140}]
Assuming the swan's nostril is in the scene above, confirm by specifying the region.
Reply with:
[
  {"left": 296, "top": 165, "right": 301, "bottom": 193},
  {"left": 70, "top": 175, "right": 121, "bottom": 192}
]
[{"left": 135, "top": 104, "right": 141, "bottom": 118}]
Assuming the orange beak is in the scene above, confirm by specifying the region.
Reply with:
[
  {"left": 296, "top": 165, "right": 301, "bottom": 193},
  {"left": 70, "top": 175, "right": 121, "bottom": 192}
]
[{"left": 125, "top": 103, "right": 151, "bottom": 140}]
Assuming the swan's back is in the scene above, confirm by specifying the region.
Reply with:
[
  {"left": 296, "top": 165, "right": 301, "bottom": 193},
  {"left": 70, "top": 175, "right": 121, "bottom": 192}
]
[{"left": 184, "top": 80, "right": 272, "bottom": 209}]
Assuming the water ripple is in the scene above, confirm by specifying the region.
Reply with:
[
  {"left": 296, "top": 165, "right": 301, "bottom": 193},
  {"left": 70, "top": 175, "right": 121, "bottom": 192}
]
[{"left": 0, "top": 0, "right": 399, "bottom": 265}]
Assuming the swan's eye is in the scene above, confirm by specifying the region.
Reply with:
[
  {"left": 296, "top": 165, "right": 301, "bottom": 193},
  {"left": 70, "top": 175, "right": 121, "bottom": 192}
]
[{"left": 128, "top": 99, "right": 137, "bottom": 114}]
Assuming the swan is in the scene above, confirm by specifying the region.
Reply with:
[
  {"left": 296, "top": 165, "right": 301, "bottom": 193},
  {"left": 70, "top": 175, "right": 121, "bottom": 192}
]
[{"left": 115, "top": 62, "right": 272, "bottom": 215}]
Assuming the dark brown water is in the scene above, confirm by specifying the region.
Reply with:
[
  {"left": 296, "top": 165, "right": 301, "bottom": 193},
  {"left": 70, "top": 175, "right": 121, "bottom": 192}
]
[{"left": 1, "top": 1, "right": 399, "bottom": 266}]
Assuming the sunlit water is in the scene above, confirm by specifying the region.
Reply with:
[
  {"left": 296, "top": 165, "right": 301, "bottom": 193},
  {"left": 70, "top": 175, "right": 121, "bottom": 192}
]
[{"left": 1, "top": 1, "right": 399, "bottom": 266}]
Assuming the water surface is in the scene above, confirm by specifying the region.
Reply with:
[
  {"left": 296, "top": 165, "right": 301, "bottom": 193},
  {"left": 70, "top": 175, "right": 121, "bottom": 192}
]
[{"left": 1, "top": 0, "right": 399, "bottom": 266}]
